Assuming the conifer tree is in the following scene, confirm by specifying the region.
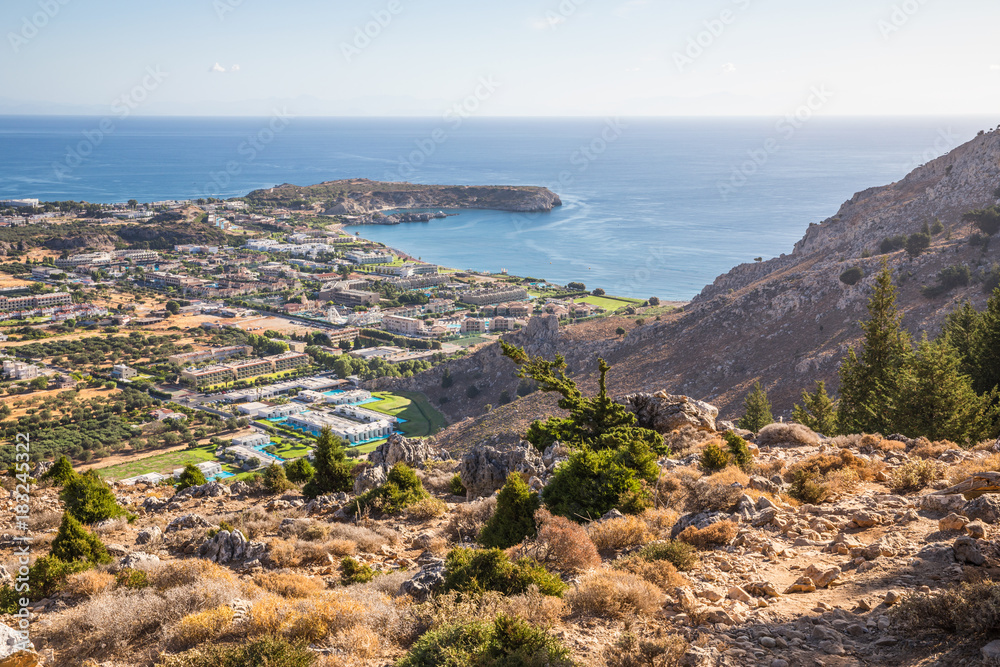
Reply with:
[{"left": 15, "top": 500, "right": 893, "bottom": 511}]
[
  {"left": 737, "top": 382, "right": 774, "bottom": 433},
  {"left": 51, "top": 513, "right": 112, "bottom": 564},
  {"left": 303, "top": 426, "right": 354, "bottom": 498},
  {"left": 791, "top": 381, "right": 838, "bottom": 436},
  {"left": 176, "top": 463, "right": 206, "bottom": 491},
  {"left": 60, "top": 470, "right": 126, "bottom": 524},
  {"left": 942, "top": 300, "right": 982, "bottom": 380},
  {"left": 971, "top": 288, "right": 1000, "bottom": 395},
  {"left": 478, "top": 473, "right": 540, "bottom": 548},
  {"left": 837, "top": 262, "right": 912, "bottom": 435},
  {"left": 42, "top": 455, "right": 76, "bottom": 486}
]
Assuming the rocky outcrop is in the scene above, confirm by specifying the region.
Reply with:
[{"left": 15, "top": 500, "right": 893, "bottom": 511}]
[
  {"left": 176, "top": 481, "right": 230, "bottom": 499},
  {"left": 135, "top": 526, "right": 162, "bottom": 545},
  {"left": 166, "top": 514, "right": 212, "bottom": 532},
  {"left": 617, "top": 392, "right": 719, "bottom": 433},
  {"left": 459, "top": 437, "right": 545, "bottom": 499},
  {"left": 199, "top": 529, "right": 268, "bottom": 565},
  {"left": 370, "top": 434, "right": 433, "bottom": 469},
  {"left": 354, "top": 466, "right": 388, "bottom": 495},
  {"left": 400, "top": 559, "right": 446, "bottom": 600},
  {"left": 0, "top": 623, "right": 35, "bottom": 666}
]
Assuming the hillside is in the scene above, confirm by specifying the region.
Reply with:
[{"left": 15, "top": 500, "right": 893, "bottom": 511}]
[
  {"left": 244, "top": 178, "right": 563, "bottom": 214},
  {"left": 398, "top": 126, "right": 1000, "bottom": 433}
]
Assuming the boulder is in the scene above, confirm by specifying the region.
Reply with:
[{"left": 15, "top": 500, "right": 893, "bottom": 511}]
[
  {"left": 615, "top": 391, "right": 718, "bottom": 433},
  {"left": 354, "top": 466, "right": 388, "bottom": 495},
  {"left": 0, "top": 623, "right": 33, "bottom": 662},
  {"left": 31, "top": 461, "right": 52, "bottom": 479},
  {"left": 784, "top": 577, "right": 817, "bottom": 594},
  {"left": 166, "top": 514, "right": 212, "bottom": 532},
  {"left": 964, "top": 494, "right": 1000, "bottom": 524},
  {"left": 119, "top": 552, "right": 160, "bottom": 571},
  {"left": 142, "top": 496, "right": 167, "bottom": 512},
  {"left": 939, "top": 513, "right": 970, "bottom": 532},
  {"left": 803, "top": 564, "right": 841, "bottom": 588},
  {"left": 982, "top": 640, "right": 1000, "bottom": 662},
  {"left": 199, "top": 529, "right": 268, "bottom": 565},
  {"left": 370, "top": 433, "right": 433, "bottom": 469},
  {"left": 176, "top": 481, "right": 230, "bottom": 499},
  {"left": 919, "top": 494, "right": 967, "bottom": 514},
  {"left": 135, "top": 526, "right": 162, "bottom": 545},
  {"left": 400, "top": 559, "right": 446, "bottom": 600},
  {"left": 755, "top": 423, "right": 821, "bottom": 448},
  {"left": 231, "top": 481, "right": 252, "bottom": 496},
  {"left": 966, "top": 521, "right": 987, "bottom": 539},
  {"left": 954, "top": 536, "right": 985, "bottom": 566},
  {"left": 852, "top": 511, "right": 881, "bottom": 529},
  {"left": 459, "top": 439, "right": 545, "bottom": 499}
]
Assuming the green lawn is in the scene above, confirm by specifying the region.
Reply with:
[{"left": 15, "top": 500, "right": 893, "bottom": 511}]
[
  {"left": 366, "top": 391, "right": 447, "bottom": 438},
  {"left": 578, "top": 295, "right": 643, "bottom": 310},
  {"left": 95, "top": 444, "right": 217, "bottom": 481},
  {"left": 268, "top": 436, "right": 312, "bottom": 459}
]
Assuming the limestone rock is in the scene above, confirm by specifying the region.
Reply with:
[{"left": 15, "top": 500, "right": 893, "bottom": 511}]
[
  {"left": 142, "top": 496, "right": 167, "bottom": 512},
  {"left": 166, "top": 514, "right": 212, "bottom": 532},
  {"left": 0, "top": 623, "right": 33, "bottom": 662},
  {"left": 177, "top": 481, "right": 230, "bottom": 499},
  {"left": 231, "top": 481, "right": 252, "bottom": 496},
  {"left": 400, "top": 559, "right": 446, "bottom": 600},
  {"left": 954, "top": 536, "right": 985, "bottom": 565},
  {"left": 199, "top": 529, "right": 268, "bottom": 564},
  {"left": 919, "top": 494, "right": 967, "bottom": 514},
  {"left": 615, "top": 391, "right": 718, "bottom": 433},
  {"left": 369, "top": 433, "right": 432, "bottom": 469},
  {"left": 964, "top": 494, "right": 1000, "bottom": 524},
  {"left": 135, "top": 526, "right": 162, "bottom": 545},
  {"left": 119, "top": 552, "right": 160, "bottom": 571},
  {"left": 459, "top": 438, "right": 545, "bottom": 499},
  {"left": 884, "top": 590, "right": 903, "bottom": 606},
  {"left": 966, "top": 521, "right": 987, "bottom": 539},
  {"left": 852, "top": 510, "right": 881, "bottom": 528},
  {"left": 939, "top": 513, "right": 970, "bottom": 532},
  {"left": 784, "top": 577, "right": 817, "bottom": 594},
  {"left": 803, "top": 564, "right": 841, "bottom": 588},
  {"left": 353, "top": 465, "right": 388, "bottom": 495}
]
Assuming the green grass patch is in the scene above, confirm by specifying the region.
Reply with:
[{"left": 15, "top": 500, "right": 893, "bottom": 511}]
[
  {"left": 95, "top": 444, "right": 217, "bottom": 481},
  {"left": 578, "top": 295, "right": 642, "bottom": 310},
  {"left": 366, "top": 391, "right": 447, "bottom": 438}
]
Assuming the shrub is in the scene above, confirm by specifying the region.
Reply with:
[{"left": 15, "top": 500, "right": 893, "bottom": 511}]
[
  {"left": 63, "top": 569, "right": 115, "bottom": 598},
  {"left": 340, "top": 557, "right": 376, "bottom": 585},
  {"left": 158, "top": 636, "right": 316, "bottom": 667},
  {"left": 614, "top": 555, "right": 687, "bottom": 590},
  {"left": 891, "top": 580, "right": 1000, "bottom": 636},
  {"left": 840, "top": 267, "right": 864, "bottom": 285},
  {"left": 588, "top": 514, "right": 654, "bottom": 551},
  {"left": 397, "top": 615, "right": 573, "bottom": 667},
  {"left": 756, "top": 422, "right": 822, "bottom": 448},
  {"left": 347, "top": 463, "right": 429, "bottom": 516},
  {"left": 406, "top": 496, "right": 448, "bottom": 520},
  {"left": 906, "top": 231, "right": 932, "bottom": 257},
  {"left": 677, "top": 520, "right": 738, "bottom": 550},
  {"left": 303, "top": 427, "right": 354, "bottom": 498},
  {"left": 448, "top": 473, "right": 466, "bottom": 496},
  {"left": 60, "top": 470, "right": 126, "bottom": 524},
  {"left": 42, "top": 455, "right": 76, "bottom": 485},
  {"left": 176, "top": 463, "right": 206, "bottom": 491},
  {"left": 532, "top": 508, "right": 600, "bottom": 573},
  {"left": 445, "top": 496, "right": 496, "bottom": 541},
  {"left": 115, "top": 568, "right": 149, "bottom": 590},
  {"left": 603, "top": 632, "right": 688, "bottom": 667},
  {"left": 254, "top": 572, "right": 324, "bottom": 598},
  {"left": 262, "top": 464, "right": 294, "bottom": 495},
  {"left": 962, "top": 205, "right": 1000, "bottom": 236},
  {"left": 542, "top": 445, "right": 654, "bottom": 521},
  {"left": 890, "top": 459, "right": 942, "bottom": 493},
  {"left": 724, "top": 431, "right": 752, "bottom": 472},
  {"left": 923, "top": 265, "right": 971, "bottom": 297},
  {"left": 173, "top": 605, "right": 235, "bottom": 648},
  {"left": 788, "top": 469, "right": 832, "bottom": 504},
  {"left": 567, "top": 570, "right": 665, "bottom": 618},
  {"left": 442, "top": 547, "right": 567, "bottom": 597},
  {"left": 51, "top": 513, "right": 112, "bottom": 564},
  {"left": 699, "top": 442, "right": 729, "bottom": 471},
  {"left": 880, "top": 235, "right": 907, "bottom": 254},
  {"left": 284, "top": 458, "right": 314, "bottom": 484},
  {"left": 25, "top": 555, "right": 90, "bottom": 599},
  {"left": 479, "top": 473, "right": 540, "bottom": 549},
  {"left": 638, "top": 540, "right": 699, "bottom": 571}
]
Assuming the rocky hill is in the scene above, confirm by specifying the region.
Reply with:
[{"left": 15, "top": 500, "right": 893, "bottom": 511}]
[{"left": 244, "top": 178, "right": 562, "bottom": 214}]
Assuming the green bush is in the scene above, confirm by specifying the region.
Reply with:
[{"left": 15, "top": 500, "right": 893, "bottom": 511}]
[
  {"left": 397, "top": 615, "right": 573, "bottom": 667},
  {"left": 51, "top": 513, "right": 112, "bottom": 564},
  {"left": 880, "top": 235, "right": 907, "bottom": 254},
  {"left": 348, "top": 463, "right": 429, "bottom": 515},
  {"left": 448, "top": 473, "right": 466, "bottom": 496},
  {"left": 442, "top": 547, "right": 567, "bottom": 598},
  {"left": 906, "top": 232, "right": 932, "bottom": 258},
  {"left": 176, "top": 463, "right": 207, "bottom": 491},
  {"left": 159, "top": 636, "right": 316, "bottom": 667},
  {"left": 262, "top": 463, "right": 294, "bottom": 495},
  {"left": 724, "top": 431, "right": 752, "bottom": 472},
  {"left": 542, "top": 445, "right": 654, "bottom": 521},
  {"left": 302, "top": 427, "right": 354, "bottom": 498},
  {"left": 638, "top": 540, "right": 698, "bottom": 572},
  {"left": 116, "top": 567, "right": 150, "bottom": 589},
  {"left": 340, "top": 556, "right": 376, "bottom": 585},
  {"left": 839, "top": 267, "right": 864, "bottom": 286},
  {"left": 700, "top": 443, "right": 729, "bottom": 471},
  {"left": 283, "top": 458, "right": 314, "bottom": 484},
  {"left": 923, "top": 265, "right": 971, "bottom": 298},
  {"left": 27, "top": 556, "right": 90, "bottom": 599},
  {"left": 60, "top": 470, "right": 126, "bottom": 524},
  {"left": 42, "top": 455, "right": 76, "bottom": 485},
  {"left": 788, "top": 470, "right": 831, "bottom": 505},
  {"left": 478, "top": 473, "right": 539, "bottom": 549}
]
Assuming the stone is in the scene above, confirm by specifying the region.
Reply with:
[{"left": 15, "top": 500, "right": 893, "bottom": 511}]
[
  {"left": 0, "top": 623, "right": 33, "bottom": 662},
  {"left": 135, "top": 525, "right": 162, "bottom": 545},
  {"left": 230, "top": 481, "right": 252, "bottom": 496},
  {"left": 770, "top": 660, "right": 789, "bottom": 667},
  {"left": 939, "top": 513, "right": 969, "bottom": 532},
  {"left": 919, "top": 494, "right": 967, "bottom": 514},
  {"left": 964, "top": 494, "right": 1000, "bottom": 524},
  {"left": 852, "top": 511, "right": 881, "bottom": 529},
  {"left": 142, "top": 496, "right": 167, "bottom": 512},
  {"left": 600, "top": 509, "right": 626, "bottom": 522},
  {"left": 399, "top": 560, "right": 446, "bottom": 600},
  {"left": 759, "top": 636, "right": 776, "bottom": 648},
  {"left": 615, "top": 391, "right": 719, "bottom": 433},
  {"left": 750, "top": 476, "right": 780, "bottom": 495},
  {"left": 883, "top": 590, "right": 903, "bottom": 606},
  {"left": 966, "top": 521, "right": 987, "bottom": 539},
  {"left": 728, "top": 585, "right": 752, "bottom": 602},
  {"left": 784, "top": 577, "right": 817, "bottom": 594},
  {"left": 353, "top": 465, "right": 388, "bottom": 495},
  {"left": 119, "top": 552, "right": 159, "bottom": 570},
  {"left": 199, "top": 529, "right": 268, "bottom": 564},
  {"left": 982, "top": 640, "right": 1000, "bottom": 662},
  {"left": 803, "top": 564, "right": 841, "bottom": 589},
  {"left": 369, "top": 433, "right": 433, "bottom": 469},
  {"left": 953, "top": 536, "right": 985, "bottom": 565},
  {"left": 166, "top": 514, "right": 212, "bottom": 532},
  {"left": 697, "top": 587, "right": 724, "bottom": 602},
  {"left": 704, "top": 608, "right": 741, "bottom": 625},
  {"left": 459, "top": 438, "right": 546, "bottom": 499}
]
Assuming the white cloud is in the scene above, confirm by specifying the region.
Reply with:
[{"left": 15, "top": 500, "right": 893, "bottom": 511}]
[
  {"left": 231, "top": 64, "right": 240, "bottom": 72},
  {"left": 722, "top": 62, "right": 737, "bottom": 74},
  {"left": 991, "top": 64, "right": 1000, "bottom": 71},
  {"left": 209, "top": 62, "right": 226, "bottom": 73}
]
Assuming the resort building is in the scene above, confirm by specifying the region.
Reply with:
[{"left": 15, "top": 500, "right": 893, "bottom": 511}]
[
  {"left": 0, "top": 292, "right": 72, "bottom": 312},
  {"left": 458, "top": 286, "right": 530, "bottom": 306},
  {"left": 285, "top": 410, "right": 394, "bottom": 444},
  {"left": 318, "top": 286, "right": 380, "bottom": 307},
  {"left": 112, "top": 249, "right": 160, "bottom": 263},
  {"left": 332, "top": 403, "right": 398, "bottom": 425},
  {"left": 224, "top": 445, "right": 279, "bottom": 469},
  {"left": 168, "top": 345, "right": 253, "bottom": 366},
  {"left": 237, "top": 402, "right": 307, "bottom": 419},
  {"left": 55, "top": 252, "right": 112, "bottom": 268},
  {"left": 2, "top": 360, "right": 39, "bottom": 380},
  {"left": 232, "top": 433, "right": 270, "bottom": 448},
  {"left": 461, "top": 318, "right": 488, "bottom": 334},
  {"left": 172, "top": 461, "right": 223, "bottom": 480},
  {"left": 180, "top": 351, "right": 309, "bottom": 388},
  {"left": 345, "top": 251, "right": 394, "bottom": 265},
  {"left": 295, "top": 389, "right": 372, "bottom": 405},
  {"left": 383, "top": 314, "right": 425, "bottom": 337}
]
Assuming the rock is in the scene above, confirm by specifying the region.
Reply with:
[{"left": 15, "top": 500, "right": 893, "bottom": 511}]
[
  {"left": 982, "top": 640, "right": 1000, "bottom": 662},
  {"left": 744, "top": 581, "right": 780, "bottom": 598},
  {"left": 370, "top": 433, "right": 432, "bottom": 469},
  {"left": 119, "top": 552, "right": 160, "bottom": 570},
  {"left": 670, "top": 511, "right": 731, "bottom": 538},
  {"left": 166, "top": 514, "right": 212, "bottom": 532},
  {"left": 884, "top": 590, "right": 903, "bottom": 606},
  {"left": 704, "top": 607, "right": 742, "bottom": 625},
  {"left": 919, "top": 494, "right": 967, "bottom": 514},
  {"left": 759, "top": 636, "right": 776, "bottom": 648},
  {"left": 803, "top": 564, "right": 841, "bottom": 588},
  {"left": 0, "top": 623, "right": 33, "bottom": 662},
  {"left": 176, "top": 481, "right": 230, "bottom": 499},
  {"left": 135, "top": 526, "right": 162, "bottom": 545},
  {"left": 541, "top": 443, "right": 569, "bottom": 471},
  {"left": 142, "top": 496, "right": 167, "bottom": 512},
  {"left": 616, "top": 391, "right": 719, "bottom": 433},
  {"left": 199, "top": 529, "right": 268, "bottom": 564},
  {"left": 749, "top": 476, "right": 779, "bottom": 494},
  {"left": 600, "top": 509, "right": 625, "bottom": 522},
  {"left": 755, "top": 423, "right": 822, "bottom": 448},
  {"left": 728, "top": 585, "right": 752, "bottom": 602},
  {"left": 954, "top": 536, "right": 985, "bottom": 565},
  {"left": 784, "top": 577, "right": 817, "bottom": 594},
  {"left": 852, "top": 511, "right": 881, "bottom": 528},
  {"left": 966, "top": 521, "right": 987, "bottom": 539},
  {"left": 939, "top": 513, "right": 969, "bottom": 532},
  {"left": 399, "top": 560, "right": 446, "bottom": 600},
  {"left": 231, "top": 481, "right": 251, "bottom": 496},
  {"left": 459, "top": 439, "right": 545, "bottom": 499},
  {"left": 964, "top": 494, "right": 1000, "bottom": 524},
  {"left": 353, "top": 465, "right": 388, "bottom": 495}
]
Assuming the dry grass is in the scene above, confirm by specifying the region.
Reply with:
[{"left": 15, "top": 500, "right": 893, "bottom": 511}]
[
  {"left": 63, "top": 569, "right": 116, "bottom": 598},
  {"left": 326, "top": 522, "right": 396, "bottom": 551},
  {"left": 147, "top": 560, "right": 237, "bottom": 589},
  {"left": 911, "top": 440, "right": 952, "bottom": 459},
  {"left": 267, "top": 537, "right": 358, "bottom": 567},
  {"left": 445, "top": 496, "right": 496, "bottom": 542},
  {"left": 945, "top": 454, "right": 1000, "bottom": 485},
  {"left": 414, "top": 589, "right": 567, "bottom": 630},
  {"left": 406, "top": 496, "right": 448, "bottom": 520},
  {"left": 705, "top": 466, "right": 749, "bottom": 487},
  {"left": 27, "top": 509, "right": 63, "bottom": 532},
  {"left": 663, "top": 427, "right": 718, "bottom": 457},
  {"left": 417, "top": 468, "right": 456, "bottom": 494},
  {"left": 588, "top": 515, "right": 655, "bottom": 551},
  {"left": 604, "top": 631, "right": 688, "bottom": 667},
  {"left": 567, "top": 570, "right": 665, "bottom": 618},
  {"left": 677, "top": 521, "right": 738, "bottom": 550},
  {"left": 253, "top": 571, "right": 325, "bottom": 598},
  {"left": 891, "top": 459, "right": 944, "bottom": 493},
  {"left": 245, "top": 592, "right": 364, "bottom": 642},
  {"left": 614, "top": 556, "right": 688, "bottom": 590},
  {"left": 171, "top": 605, "right": 235, "bottom": 649},
  {"left": 756, "top": 422, "right": 821, "bottom": 448}
]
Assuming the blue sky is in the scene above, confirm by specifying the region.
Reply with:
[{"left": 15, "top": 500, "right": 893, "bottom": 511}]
[{"left": 1, "top": 0, "right": 998, "bottom": 116}]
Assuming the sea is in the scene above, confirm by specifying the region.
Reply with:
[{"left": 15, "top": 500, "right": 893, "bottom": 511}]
[{"left": 0, "top": 115, "right": 993, "bottom": 300}]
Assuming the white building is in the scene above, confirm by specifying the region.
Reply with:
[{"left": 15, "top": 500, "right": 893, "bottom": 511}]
[
  {"left": 111, "top": 364, "right": 138, "bottom": 380},
  {"left": 2, "top": 360, "right": 39, "bottom": 380},
  {"left": 333, "top": 403, "right": 398, "bottom": 425},
  {"left": 172, "top": 460, "right": 224, "bottom": 479},
  {"left": 286, "top": 410, "right": 394, "bottom": 444},
  {"left": 345, "top": 251, "right": 394, "bottom": 265},
  {"left": 233, "top": 433, "right": 270, "bottom": 448}
]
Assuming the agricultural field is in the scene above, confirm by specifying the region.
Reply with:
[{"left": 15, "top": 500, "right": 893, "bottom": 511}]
[{"left": 94, "top": 443, "right": 217, "bottom": 481}]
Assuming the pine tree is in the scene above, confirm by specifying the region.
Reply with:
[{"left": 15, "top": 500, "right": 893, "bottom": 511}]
[
  {"left": 896, "top": 336, "right": 992, "bottom": 443},
  {"left": 42, "top": 455, "right": 76, "bottom": 486},
  {"left": 60, "top": 470, "right": 126, "bottom": 524},
  {"left": 791, "top": 381, "right": 838, "bottom": 435},
  {"left": 737, "top": 382, "right": 773, "bottom": 433},
  {"left": 303, "top": 426, "right": 354, "bottom": 498},
  {"left": 176, "top": 463, "right": 206, "bottom": 491},
  {"left": 971, "top": 288, "right": 1000, "bottom": 395},
  {"left": 51, "top": 513, "right": 112, "bottom": 564},
  {"left": 941, "top": 300, "right": 982, "bottom": 380},
  {"left": 837, "top": 262, "right": 912, "bottom": 435},
  {"left": 478, "top": 473, "right": 540, "bottom": 548}
]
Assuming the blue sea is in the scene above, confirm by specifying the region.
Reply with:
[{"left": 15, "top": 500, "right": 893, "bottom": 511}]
[{"left": 0, "top": 115, "right": 992, "bottom": 300}]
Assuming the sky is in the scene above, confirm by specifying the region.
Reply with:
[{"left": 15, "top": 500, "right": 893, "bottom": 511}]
[{"left": 1, "top": 0, "right": 998, "bottom": 117}]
